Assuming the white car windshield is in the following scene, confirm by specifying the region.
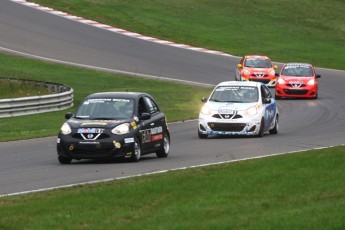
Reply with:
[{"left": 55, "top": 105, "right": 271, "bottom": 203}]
[
  {"left": 75, "top": 98, "right": 134, "bottom": 120},
  {"left": 209, "top": 86, "right": 258, "bottom": 103}
]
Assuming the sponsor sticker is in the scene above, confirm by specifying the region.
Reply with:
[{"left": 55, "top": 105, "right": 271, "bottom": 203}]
[
  {"left": 124, "top": 138, "right": 135, "bottom": 143},
  {"left": 81, "top": 122, "right": 107, "bottom": 127},
  {"left": 80, "top": 142, "right": 100, "bottom": 144},
  {"left": 151, "top": 134, "right": 163, "bottom": 141},
  {"left": 141, "top": 126, "right": 163, "bottom": 143},
  {"left": 77, "top": 128, "right": 104, "bottom": 133}
]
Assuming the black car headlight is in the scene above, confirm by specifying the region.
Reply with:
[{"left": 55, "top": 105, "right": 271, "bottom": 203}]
[{"left": 112, "top": 123, "right": 130, "bottom": 135}]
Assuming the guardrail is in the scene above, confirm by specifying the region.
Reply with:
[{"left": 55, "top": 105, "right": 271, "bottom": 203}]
[{"left": 0, "top": 78, "right": 74, "bottom": 118}]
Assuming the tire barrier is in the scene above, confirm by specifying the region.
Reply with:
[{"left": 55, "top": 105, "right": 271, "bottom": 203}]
[{"left": 0, "top": 78, "right": 73, "bottom": 118}]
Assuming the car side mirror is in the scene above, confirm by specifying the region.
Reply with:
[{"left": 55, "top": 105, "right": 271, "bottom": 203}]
[
  {"left": 140, "top": 112, "right": 151, "bottom": 120},
  {"left": 201, "top": 97, "right": 208, "bottom": 103},
  {"left": 65, "top": 112, "right": 73, "bottom": 120},
  {"left": 316, "top": 74, "right": 321, "bottom": 78},
  {"left": 264, "top": 98, "right": 271, "bottom": 104}
]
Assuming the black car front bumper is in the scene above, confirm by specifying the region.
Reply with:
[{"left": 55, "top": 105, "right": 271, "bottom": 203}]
[{"left": 57, "top": 133, "right": 136, "bottom": 160}]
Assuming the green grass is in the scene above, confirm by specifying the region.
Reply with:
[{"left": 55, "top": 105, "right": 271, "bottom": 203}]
[
  {"left": 0, "top": 53, "right": 211, "bottom": 141},
  {"left": 1, "top": 146, "right": 345, "bottom": 229},
  {"left": 0, "top": 79, "right": 50, "bottom": 98},
  {"left": 30, "top": 0, "right": 345, "bottom": 70}
]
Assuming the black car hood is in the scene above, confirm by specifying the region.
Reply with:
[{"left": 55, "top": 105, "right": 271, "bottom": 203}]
[{"left": 67, "top": 118, "right": 132, "bottom": 129}]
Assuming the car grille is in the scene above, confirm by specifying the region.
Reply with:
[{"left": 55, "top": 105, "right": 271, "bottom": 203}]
[
  {"left": 284, "top": 89, "right": 308, "bottom": 95},
  {"left": 72, "top": 133, "right": 110, "bottom": 140},
  {"left": 207, "top": 122, "right": 246, "bottom": 132},
  {"left": 71, "top": 144, "right": 115, "bottom": 157},
  {"left": 212, "top": 114, "right": 242, "bottom": 119},
  {"left": 248, "top": 79, "right": 271, "bottom": 84},
  {"left": 287, "top": 84, "right": 306, "bottom": 87},
  {"left": 251, "top": 74, "right": 268, "bottom": 77}
]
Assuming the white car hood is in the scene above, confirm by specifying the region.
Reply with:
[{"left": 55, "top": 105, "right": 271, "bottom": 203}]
[{"left": 206, "top": 101, "right": 257, "bottom": 112}]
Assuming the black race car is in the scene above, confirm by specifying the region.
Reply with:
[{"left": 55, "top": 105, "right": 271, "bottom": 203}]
[{"left": 57, "top": 92, "right": 170, "bottom": 164}]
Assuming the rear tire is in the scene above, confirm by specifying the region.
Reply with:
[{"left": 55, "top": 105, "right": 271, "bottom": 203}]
[
  {"left": 58, "top": 155, "right": 72, "bottom": 164},
  {"left": 156, "top": 132, "right": 170, "bottom": 158}
]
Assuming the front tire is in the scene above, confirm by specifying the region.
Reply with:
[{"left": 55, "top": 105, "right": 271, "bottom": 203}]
[
  {"left": 130, "top": 137, "right": 141, "bottom": 162},
  {"left": 198, "top": 130, "right": 208, "bottom": 139},
  {"left": 58, "top": 155, "right": 72, "bottom": 164},
  {"left": 257, "top": 118, "right": 265, "bottom": 137},
  {"left": 156, "top": 132, "right": 170, "bottom": 158},
  {"left": 269, "top": 115, "right": 279, "bottom": 134}
]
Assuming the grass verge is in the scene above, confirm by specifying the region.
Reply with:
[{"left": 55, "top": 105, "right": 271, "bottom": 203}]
[
  {"left": 1, "top": 146, "right": 345, "bottom": 229},
  {"left": 0, "top": 78, "right": 50, "bottom": 98}
]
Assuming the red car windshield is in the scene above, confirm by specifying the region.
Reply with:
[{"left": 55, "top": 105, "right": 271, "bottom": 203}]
[
  {"left": 244, "top": 58, "right": 272, "bottom": 68},
  {"left": 282, "top": 64, "right": 313, "bottom": 77}
]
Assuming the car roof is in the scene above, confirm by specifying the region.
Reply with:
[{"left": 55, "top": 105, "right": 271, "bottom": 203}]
[
  {"left": 85, "top": 92, "right": 149, "bottom": 99},
  {"left": 284, "top": 62, "right": 312, "bottom": 67},
  {"left": 215, "top": 81, "right": 263, "bottom": 88},
  {"left": 245, "top": 55, "right": 270, "bottom": 59}
]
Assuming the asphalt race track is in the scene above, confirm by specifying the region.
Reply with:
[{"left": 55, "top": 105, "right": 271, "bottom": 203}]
[{"left": 1, "top": 0, "right": 345, "bottom": 196}]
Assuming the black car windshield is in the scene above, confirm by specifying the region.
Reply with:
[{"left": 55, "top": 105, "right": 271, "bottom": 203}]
[
  {"left": 209, "top": 86, "right": 259, "bottom": 103},
  {"left": 244, "top": 58, "right": 272, "bottom": 68},
  {"left": 282, "top": 64, "right": 313, "bottom": 77},
  {"left": 75, "top": 98, "right": 134, "bottom": 120}
]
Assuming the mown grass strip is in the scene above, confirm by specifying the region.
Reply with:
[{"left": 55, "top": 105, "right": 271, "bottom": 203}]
[{"left": 1, "top": 146, "right": 345, "bottom": 229}]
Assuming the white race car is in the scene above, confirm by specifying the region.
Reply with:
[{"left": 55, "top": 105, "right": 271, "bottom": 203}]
[{"left": 198, "top": 81, "right": 279, "bottom": 138}]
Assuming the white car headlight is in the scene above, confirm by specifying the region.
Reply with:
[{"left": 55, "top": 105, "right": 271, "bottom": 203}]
[
  {"left": 61, "top": 123, "right": 71, "bottom": 135},
  {"left": 307, "top": 79, "right": 315, "bottom": 86},
  {"left": 277, "top": 78, "right": 286, "bottom": 84},
  {"left": 112, "top": 123, "right": 130, "bottom": 135},
  {"left": 246, "top": 106, "right": 258, "bottom": 116},
  {"left": 200, "top": 105, "right": 212, "bottom": 115},
  {"left": 268, "top": 69, "right": 275, "bottom": 76}
]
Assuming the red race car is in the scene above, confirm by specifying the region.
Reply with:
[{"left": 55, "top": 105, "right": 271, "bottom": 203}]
[
  {"left": 275, "top": 63, "right": 321, "bottom": 99},
  {"left": 235, "top": 55, "right": 278, "bottom": 87}
]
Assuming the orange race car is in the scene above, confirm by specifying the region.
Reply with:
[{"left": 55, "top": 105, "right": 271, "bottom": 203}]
[
  {"left": 235, "top": 55, "right": 278, "bottom": 87},
  {"left": 275, "top": 63, "right": 321, "bottom": 99}
]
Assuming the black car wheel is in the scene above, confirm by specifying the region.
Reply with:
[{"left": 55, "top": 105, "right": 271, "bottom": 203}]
[
  {"left": 58, "top": 155, "right": 72, "bottom": 164},
  {"left": 130, "top": 137, "right": 141, "bottom": 162},
  {"left": 269, "top": 115, "right": 279, "bottom": 134},
  {"left": 198, "top": 130, "right": 208, "bottom": 139},
  {"left": 257, "top": 118, "right": 265, "bottom": 137},
  {"left": 156, "top": 132, "right": 170, "bottom": 158}
]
